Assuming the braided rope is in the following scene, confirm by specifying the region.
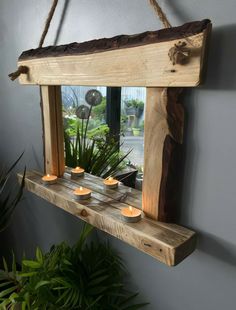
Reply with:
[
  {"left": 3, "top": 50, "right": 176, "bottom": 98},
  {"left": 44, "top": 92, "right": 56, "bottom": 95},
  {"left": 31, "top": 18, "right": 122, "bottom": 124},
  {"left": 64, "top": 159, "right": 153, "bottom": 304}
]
[
  {"left": 149, "top": 0, "right": 171, "bottom": 28},
  {"left": 38, "top": 0, "right": 58, "bottom": 48},
  {"left": 9, "top": 0, "right": 174, "bottom": 80},
  {"left": 9, "top": 0, "right": 59, "bottom": 80}
]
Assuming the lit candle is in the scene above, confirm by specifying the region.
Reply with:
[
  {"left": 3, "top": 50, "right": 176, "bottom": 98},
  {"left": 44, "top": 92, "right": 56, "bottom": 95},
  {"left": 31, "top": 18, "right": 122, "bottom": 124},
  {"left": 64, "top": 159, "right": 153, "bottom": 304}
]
[
  {"left": 42, "top": 174, "right": 57, "bottom": 185},
  {"left": 121, "top": 206, "right": 142, "bottom": 223},
  {"left": 71, "top": 166, "right": 85, "bottom": 179},
  {"left": 73, "top": 186, "right": 91, "bottom": 200},
  {"left": 103, "top": 176, "right": 119, "bottom": 189}
]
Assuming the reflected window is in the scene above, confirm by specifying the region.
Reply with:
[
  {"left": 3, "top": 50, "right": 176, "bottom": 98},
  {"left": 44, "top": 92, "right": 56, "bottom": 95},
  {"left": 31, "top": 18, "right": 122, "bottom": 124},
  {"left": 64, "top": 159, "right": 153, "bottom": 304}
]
[
  {"left": 120, "top": 87, "right": 145, "bottom": 168},
  {"left": 61, "top": 86, "right": 145, "bottom": 189}
]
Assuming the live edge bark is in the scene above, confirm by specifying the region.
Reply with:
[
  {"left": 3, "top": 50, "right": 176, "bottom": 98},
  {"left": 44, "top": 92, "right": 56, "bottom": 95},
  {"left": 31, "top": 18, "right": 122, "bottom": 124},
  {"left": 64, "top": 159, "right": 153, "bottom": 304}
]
[
  {"left": 143, "top": 88, "right": 184, "bottom": 222},
  {"left": 19, "top": 20, "right": 210, "bottom": 60}
]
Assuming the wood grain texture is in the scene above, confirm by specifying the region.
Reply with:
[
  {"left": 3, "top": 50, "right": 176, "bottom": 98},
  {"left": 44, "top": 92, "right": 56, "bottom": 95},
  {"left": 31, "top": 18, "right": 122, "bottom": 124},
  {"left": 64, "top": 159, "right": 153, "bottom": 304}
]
[
  {"left": 18, "top": 170, "right": 196, "bottom": 266},
  {"left": 41, "top": 86, "right": 64, "bottom": 176},
  {"left": 142, "top": 88, "right": 184, "bottom": 222},
  {"left": 17, "top": 21, "right": 211, "bottom": 87},
  {"left": 64, "top": 168, "right": 142, "bottom": 209}
]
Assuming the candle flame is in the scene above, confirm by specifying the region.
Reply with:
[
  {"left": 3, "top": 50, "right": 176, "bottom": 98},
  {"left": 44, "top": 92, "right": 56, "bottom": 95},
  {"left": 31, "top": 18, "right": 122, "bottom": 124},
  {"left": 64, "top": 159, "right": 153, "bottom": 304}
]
[
  {"left": 108, "top": 176, "right": 113, "bottom": 181},
  {"left": 79, "top": 186, "right": 83, "bottom": 191},
  {"left": 75, "top": 166, "right": 80, "bottom": 170},
  {"left": 47, "top": 174, "right": 50, "bottom": 177},
  {"left": 129, "top": 206, "right": 133, "bottom": 214}
]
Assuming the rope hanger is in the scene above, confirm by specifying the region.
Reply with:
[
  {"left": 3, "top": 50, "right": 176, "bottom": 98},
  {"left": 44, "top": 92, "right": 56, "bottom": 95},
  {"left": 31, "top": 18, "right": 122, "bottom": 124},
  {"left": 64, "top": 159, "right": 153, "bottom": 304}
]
[{"left": 8, "top": 0, "right": 172, "bottom": 80}]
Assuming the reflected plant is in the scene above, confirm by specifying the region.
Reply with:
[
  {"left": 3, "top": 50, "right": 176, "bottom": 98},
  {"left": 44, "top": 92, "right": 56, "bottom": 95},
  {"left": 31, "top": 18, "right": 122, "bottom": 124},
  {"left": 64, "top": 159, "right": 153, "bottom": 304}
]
[{"left": 64, "top": 89, "right": 131, "bottom": 178}]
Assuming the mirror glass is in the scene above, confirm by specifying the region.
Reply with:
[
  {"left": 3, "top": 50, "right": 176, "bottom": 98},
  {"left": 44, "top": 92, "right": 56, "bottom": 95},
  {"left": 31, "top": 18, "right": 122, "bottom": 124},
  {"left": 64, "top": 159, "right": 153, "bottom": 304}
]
[{"left": 61, "top": 86, "right": 146, "bottom": 190}]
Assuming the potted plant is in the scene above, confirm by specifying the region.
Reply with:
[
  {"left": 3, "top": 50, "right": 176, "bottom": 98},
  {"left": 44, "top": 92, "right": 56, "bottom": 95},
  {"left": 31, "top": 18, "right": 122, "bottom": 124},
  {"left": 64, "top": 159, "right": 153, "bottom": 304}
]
[
  {"left": 124, "top": 99, "right": 136, "bottom": 115},
  {"left": 132, "top": 126, "right": 141, "bottom": 136},
  {"left": 124, "top": 99, "right": 144, "bottom": 118},
  {"left": 0, "top": 225, "right": 148, "bottom": 309},
  {"left": 0, "top": 153, "right": 25, "bottom": 233}
]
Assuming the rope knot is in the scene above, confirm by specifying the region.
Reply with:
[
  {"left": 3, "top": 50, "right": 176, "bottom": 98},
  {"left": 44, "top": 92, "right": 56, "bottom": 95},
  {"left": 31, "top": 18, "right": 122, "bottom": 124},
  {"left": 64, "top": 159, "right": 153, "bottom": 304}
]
[
  {"left": 168, "top": 41, "right": 191, "bottom": 65},
  {"left": 8, "top": 66, "right": 29, "bottom": 81}
]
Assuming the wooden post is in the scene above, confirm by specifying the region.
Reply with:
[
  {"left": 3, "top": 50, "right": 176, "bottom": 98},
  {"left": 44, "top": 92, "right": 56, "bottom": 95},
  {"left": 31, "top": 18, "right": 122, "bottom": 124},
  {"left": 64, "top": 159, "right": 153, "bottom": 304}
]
[
  {"left": 41, "top": 86, "right": 64, "bottom": 176},
  {"left": 142, "top": 88, "right": 184, "bottom": 222}
]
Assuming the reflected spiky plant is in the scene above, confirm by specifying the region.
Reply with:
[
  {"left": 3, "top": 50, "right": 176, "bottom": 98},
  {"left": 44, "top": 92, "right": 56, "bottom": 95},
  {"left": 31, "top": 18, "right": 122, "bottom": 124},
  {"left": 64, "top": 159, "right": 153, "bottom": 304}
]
[{"left": 64, "top": 90, "right": 131, "bottom": 178}]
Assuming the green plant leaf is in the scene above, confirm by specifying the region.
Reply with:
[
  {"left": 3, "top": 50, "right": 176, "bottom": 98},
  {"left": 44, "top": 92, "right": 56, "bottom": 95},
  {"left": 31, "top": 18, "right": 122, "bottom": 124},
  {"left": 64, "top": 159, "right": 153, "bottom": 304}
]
[
  {"left": 20, "top": 272, "right": 38, "bottom": 277},
  {"left": 35, "top": 280, "right": 51, "bottom": 290},
  {"left": 22, "top": 260, "right": 41, "bottom": 269},
  {"left": 2, "top": 257, "right": 8, "bottom": 273},
  {"left": 11, "top": 251, "right": 17, "bottom": 279},
  {"left": 0, "top": 286, "right": 18, "bottom": 298},
  {"left": 0, "top": 281, "right": 12, "bottom": 288},
  {"left": 36, "top": 247, "right": 43, "bottom": 264}
]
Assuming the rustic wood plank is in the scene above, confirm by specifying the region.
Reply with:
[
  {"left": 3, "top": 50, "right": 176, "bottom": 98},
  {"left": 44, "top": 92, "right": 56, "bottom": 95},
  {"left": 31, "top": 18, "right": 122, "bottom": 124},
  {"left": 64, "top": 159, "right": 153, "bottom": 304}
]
[
  {"left": 41, "top": 86, "right": 64, "bottom": 176},
  {"left": 17, "top": 20, "right": 211, "bottom": 87},
  {"left": 64, "top": 168, "right": 142, "bottom": 208},
  {"left": 142, "top": 88, "right": 184, "bottom": 222},
  {"left": 18, "top": 170, "right": 196, "bottom": 266}
]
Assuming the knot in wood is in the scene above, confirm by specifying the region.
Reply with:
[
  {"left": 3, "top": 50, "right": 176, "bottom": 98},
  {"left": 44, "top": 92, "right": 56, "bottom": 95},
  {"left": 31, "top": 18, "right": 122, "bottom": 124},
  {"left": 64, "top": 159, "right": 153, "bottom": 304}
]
[
  {"left": 80, "top": 209, "right": 88, "bottom": 217},
  {"left": 168, "top": 41, "right": 190, "bottom": 65}
]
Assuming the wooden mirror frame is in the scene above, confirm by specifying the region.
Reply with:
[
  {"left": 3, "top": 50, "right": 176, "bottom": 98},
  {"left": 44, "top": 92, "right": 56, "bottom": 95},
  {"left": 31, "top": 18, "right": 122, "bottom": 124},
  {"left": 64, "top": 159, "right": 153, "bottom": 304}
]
[{"left": 17, "top": 19, "right": 211, "bottom": 222}]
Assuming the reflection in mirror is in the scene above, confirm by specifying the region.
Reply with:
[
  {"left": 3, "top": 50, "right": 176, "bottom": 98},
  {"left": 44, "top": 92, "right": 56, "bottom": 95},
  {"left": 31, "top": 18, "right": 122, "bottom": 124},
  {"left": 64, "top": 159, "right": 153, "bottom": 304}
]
[{"left": 61, "top": 86, "right": 146, "bottom": 190}]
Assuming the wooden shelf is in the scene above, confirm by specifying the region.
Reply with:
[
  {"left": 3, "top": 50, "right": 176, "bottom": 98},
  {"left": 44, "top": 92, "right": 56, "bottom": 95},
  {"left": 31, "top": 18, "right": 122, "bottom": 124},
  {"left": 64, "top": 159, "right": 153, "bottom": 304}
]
[{"left": 18, "top": 170, "right": 196, "bottom": 266}]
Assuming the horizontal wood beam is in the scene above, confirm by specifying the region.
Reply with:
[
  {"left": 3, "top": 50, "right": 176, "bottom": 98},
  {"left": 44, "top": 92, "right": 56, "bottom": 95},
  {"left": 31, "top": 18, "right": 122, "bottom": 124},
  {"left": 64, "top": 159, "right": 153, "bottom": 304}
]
[
  {"left": 17, "top": 20, "right": 211, "bottom": 87},
  {"left": 18, "top": 170, "right": 197, "bottom": 266}
]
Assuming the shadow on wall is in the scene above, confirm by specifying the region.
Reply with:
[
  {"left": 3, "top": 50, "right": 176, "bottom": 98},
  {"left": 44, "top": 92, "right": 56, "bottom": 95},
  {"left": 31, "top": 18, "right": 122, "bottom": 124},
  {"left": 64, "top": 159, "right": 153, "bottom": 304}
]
[
  {"left": 177, "top": 24, "right": 236, "bottom": 267},
  {"left": 197, "top": 232, "right": 236, "bottom": 267},
  {"left": 204, "top": 24, "right": 236, "bottom": 90},
  {"left": 166, "top": 0, "right": 190, "bottom": 23},
  {"left": 159, "top": 24, "right": 236, "bottom": 225}
]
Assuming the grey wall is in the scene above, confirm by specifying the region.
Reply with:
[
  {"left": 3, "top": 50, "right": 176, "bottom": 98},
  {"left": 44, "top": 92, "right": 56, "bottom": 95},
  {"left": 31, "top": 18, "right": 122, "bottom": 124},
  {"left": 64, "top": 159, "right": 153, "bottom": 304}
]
[{"left": 1, "top": 0, "right": 236, "bottom": 309}]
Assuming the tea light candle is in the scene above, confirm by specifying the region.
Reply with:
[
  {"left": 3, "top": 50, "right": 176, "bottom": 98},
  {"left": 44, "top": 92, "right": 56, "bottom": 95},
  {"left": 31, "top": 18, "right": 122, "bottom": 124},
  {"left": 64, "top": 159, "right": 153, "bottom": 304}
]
[
  {"left": 71, "top": 166, "right": 85, "bottom": 179},
  {"left": 42, "top": 174, "right": 57, "bottom": 185},
  {"left": 73, "top": 186, "right": 91, "bottom": 200},
  {"left": 103, "top": 177, "right": 119, "bottom": 189},
  {"left": 121, "top": 206, "right": 142, "bottom": 223}
]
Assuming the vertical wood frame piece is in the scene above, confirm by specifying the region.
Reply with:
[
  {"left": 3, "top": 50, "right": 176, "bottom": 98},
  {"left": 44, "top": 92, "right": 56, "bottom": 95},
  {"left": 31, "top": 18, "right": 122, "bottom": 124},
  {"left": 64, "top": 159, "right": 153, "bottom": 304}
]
[
  {"left": 143, "top": 88, "right": 184, "bottom": 221},
  {"left": 17, "top": 20, "right": 211, "bottom": 87},
  {"left": 41, "top": 86, "right": 64, "bottom": 176}
]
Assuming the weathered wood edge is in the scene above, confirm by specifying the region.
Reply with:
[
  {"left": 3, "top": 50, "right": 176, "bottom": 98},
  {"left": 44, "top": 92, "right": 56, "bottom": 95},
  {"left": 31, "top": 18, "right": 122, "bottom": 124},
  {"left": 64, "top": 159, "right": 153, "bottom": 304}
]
[
  {"left": 143, "top": 88, "right": 184, "bottom": 222},
  {"left": 19, "top": 19, "right": 210, "bottom": 60},
  {"left": 17, "top": 171, "right": 197, "bottom": 266},
  {"left": 159, "top": 88, "right": 184, "bottom": 222}
]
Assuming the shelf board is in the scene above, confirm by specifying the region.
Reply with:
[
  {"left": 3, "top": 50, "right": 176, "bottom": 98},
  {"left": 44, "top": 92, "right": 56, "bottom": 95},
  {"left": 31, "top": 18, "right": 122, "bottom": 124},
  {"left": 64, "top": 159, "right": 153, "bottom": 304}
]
[{"left": 18, "top": 170, "right": 196, "bottom": 266}]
